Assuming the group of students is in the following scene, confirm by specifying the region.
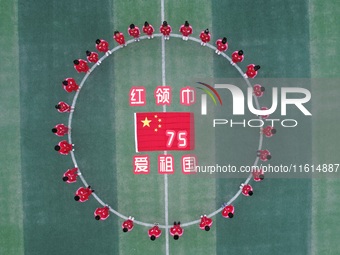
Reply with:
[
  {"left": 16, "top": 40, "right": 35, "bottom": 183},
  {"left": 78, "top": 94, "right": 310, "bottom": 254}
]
[
  {"left": 52, "top": 19, "right": 272, "bottom": 240},
  {"left": 58, "top": 164, "right": 265, "bottom": 240},
  {"left": 70, "top": 20, "right": 261, "bottom": 79}
]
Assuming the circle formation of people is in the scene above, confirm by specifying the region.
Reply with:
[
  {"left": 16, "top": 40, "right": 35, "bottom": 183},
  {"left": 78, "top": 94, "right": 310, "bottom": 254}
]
[{"left": 53, "top": 20, "right": 275, "bottom": 241}]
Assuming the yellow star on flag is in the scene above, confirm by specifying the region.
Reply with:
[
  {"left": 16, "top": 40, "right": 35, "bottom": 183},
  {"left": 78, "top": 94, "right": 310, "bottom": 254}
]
[{"left": 141, "top": 117, "right": 152, "bottom": 127}]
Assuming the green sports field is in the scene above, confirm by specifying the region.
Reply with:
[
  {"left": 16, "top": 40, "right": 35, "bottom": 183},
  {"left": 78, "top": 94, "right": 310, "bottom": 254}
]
[{"left": 1, "top": 0, "right": 340, "bottom": 254}]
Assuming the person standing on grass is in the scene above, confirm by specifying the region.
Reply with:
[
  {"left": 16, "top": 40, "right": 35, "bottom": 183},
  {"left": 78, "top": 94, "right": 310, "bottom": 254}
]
[
  {"left": 170, "top": 222, "right": 183, "bottom": 240},
  {"left": 221, "top": 204, "right": 235, "bottom": 218},
  {"left": 199, "top": 215, "right": 213, "bottom": 231},
  {"left": 73, "top": 59, "right": 90, "bottom": 73},
  {"left": 261, "top": 125, "right": 276, "bottom": 138},
  {"left": 200, "top": 29, "right": 211, "bottom": 46},
  {"left": 143, "top": 21, "right": 154, "bottom": 39},
  {"left": 160, "top": 21, "right": 171, "bottom": 40},
  {"left": 95, "top": 38, "right": 111, "bottom": 56},
  {"left": 241, "top": 183, "right": 253, "bottom": 196},
  {"left": 54, "top": 140, "right": 73, "bottom": 155},
  {"left": 52, "top": 123, "right": 69, "bottom": 137},
  {"left": 231, "top": 50, "right": 244, "bottom": 66},
  {"left": 94, "top": 206, "right": 110, "bottom": 221},
  {"left": 113, "top": 31, "right": 127, "bottom": 47},
  {"left": 128, "top": 24, "right": 141, "bottom": 42},
  {"left": 122, "top": 216, "right": 134, "bottom": 232},
  {"left": 62, "top": 167, "right": 79, "bottom": 183},
  {"left": 257, "top": 149, "right": 272, "bottom": 161},
  {"left": 215, "top": 37, "right": 228, "bottom": 55},
  {"left": 244, "top": 64, "right": 260, "bottom": 78},
  {"left": 179, "top": 21, "right": 193, "bottom": 41},
  {"left": 55, "top": 101, "right": 72, "bottom": 113},
  {"left": 252, "top": 169, "right": 265, "bottom": 182},
  {"left": 74, "top": 186, "right": 94, "bottom": 202},
  {"left": 253, "top": 84, "right": 265, "bottom": 97},
  {"left": 148, "top": 224, "right": 162, "bottom": 241},
  {"left": 62, "top": 78, "right": 79, "bottom": 93},
  {"left": 86, "top": 50, "right": 100, "bottom": 64}
]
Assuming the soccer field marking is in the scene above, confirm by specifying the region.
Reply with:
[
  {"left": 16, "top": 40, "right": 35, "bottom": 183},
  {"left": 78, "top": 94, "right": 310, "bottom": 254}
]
[
  {"left": 66, "top": 33, "right": 263, "bottom": 229},
  {"left": 160, "top": 1, "right": 170, "bottom": 254}
]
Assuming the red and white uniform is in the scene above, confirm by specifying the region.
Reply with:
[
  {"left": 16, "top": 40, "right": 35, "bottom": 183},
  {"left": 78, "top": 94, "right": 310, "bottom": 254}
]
[
  {"left": 258, "top": 149, "right": 271, "bottom": 161},
  {"left": 63, "top": 78, "right": 79, "bottom": 93},
  {"left": 262, "top": 126, "right": 275, "bottom": 138},
  {"left": 180, "top": 25, "right": 193, "bottom": 37},
  {"left": 252, "top": 169, "right": 264, "bottom": 182},
  {"left": 63, "top": 167, "right": 78, "bottom": 183},
  {"left": 113, "top": 32, "right": 126, "bottom": 45},
  {"left": 221, "top": 205, "right": 235, "bottom": 218},
  {"left": 57, "top": 140, "right": 73, "bottom": 155},
  {"left": 160, "top": 25, "right": 172, "bottom": 36},
  {"left": 75, "top": 187, "right": 93, "bottom": 202},
  {"left": 216, "top": 39, "right": 228, "bottom": 52},
  {"left": 199, "top": 215, "right": 213, "bottom": 230},
  {"left": 170, "top": 223, "right": 183, "bottom": 238},
  {"left": 128, "top": 26, "right": 140, "bottom": 38},
  {"left": 96, "top": 39, "right": 109, "bottom": 53},
  {"left": 242, "top": 184, "right": 253, "bottom": 196},
  {"left": 74, "top": 59, "right": 89, "bottom": 73},
  {"left": 260, "top": 107, "right": 269, "bottom": 119},
  {"left": 53, "top": 124, "right": 69, "bottom": 136},
  {"left": 94, "top": 207, "right": 110, "bottom": 220},
  {"left": 122, "top": 219, "right": 134, "bottom": 232},
  {"left": 148, "top": 226, "right": 162, "bottom": 239},
  {"left": 200, "top": 31, "right": 211, "bottom": 43},
  {"left": 87, "top": 52, "right": 99, "bottom": 63},
  {"left": 143, "top": 24, "right": 154, "bottom": 36},
  {"left": 253, "top": 84, "right": 264, "bottom": 97},
  {"left": 245, "top": 64, "right": 259, "bottom": 78},
  {"left": 231, "top": 51, "right": 244, "bottom": 63},
  {"left": 56, "top": 101, "right": 71, "bottom": 113}
]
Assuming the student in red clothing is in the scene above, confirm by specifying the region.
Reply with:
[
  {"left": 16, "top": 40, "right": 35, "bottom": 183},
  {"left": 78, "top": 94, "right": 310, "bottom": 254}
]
[
  {"left": 148, "top": 224, "right": 162, "bottom": 241},
  {"left": 86, "top": 50, "right": 101, "bottom": 65},
  {"left": 122, "top": 216, "right": 135, "bottom": 232},
  {"left": 179, "top": 21, "right": 193, "bottom": 41},
  {"left": 199, "top": 215, "right": 213, "bottom": 231},
  {"left": 143, "top": 21, "right": 154, "bottom": 39},
  {"left": 73, "top": 59, "right": 90, "bottom": 73},
  {"left": 55, "top": 101, "right": 72, "bottom": 113},
  {"left": 52, "top": 124, "right": 69, "bottom": 137},
  {"left": 200, "top": 29, "right": 211, "bottom": 46},
  {"left": 257, "top": 149, "right": 272, "bottom": 161},
  {"left": 94, "top": 206, "right": 110, "bottom": 221},
  {"left": 244, "top": 64, "right": 260, "bottom": 79},
  {"left": 215, "top": 37, "right": 228, "bottom": 55},
  {"left": 160, "top": 21, "right": 171, "bottom": 40},
  {"left": 54, "top": 140, "right": 73, "bottom": 155},
  {"left": 241, "top": 183, "right": 253, "bottom": 196},
  {"left": 74, "top": 186, "right": 94, "bottom": 202},
  {"left": 253, "top": 84, "right": 265, "bottom": 97},
  {"left": 128, "top": 24, "right": 141, "bottom": 42},
  {"left": 95, "top": 39, "right": 111, "bottom": 56},
  {"left": 113, "top": 31, "right": 126, "bottom": 47},
  {"left": 231, "top": 50, "right": 244, "bottom": 66},
  {"left": 62, "top": 167, "right": 79, "bottom": 183},
  {"left": 259, "top": 106, "right": 270, "bottom": 119},
  {"left": 62, "top": 78, "right": 79, "bottom": 93},
  {"left": 221, "top": 204, "right": 235, "bottom": 218},
  {"left": 252, "top": 169, "right": 264, "bottom": 182},
  {"left": 262, "top": 126, "right": 276, "bottom": 138},
  {"left": 170, "top": 222, "right": 183, "bottom": 240}
]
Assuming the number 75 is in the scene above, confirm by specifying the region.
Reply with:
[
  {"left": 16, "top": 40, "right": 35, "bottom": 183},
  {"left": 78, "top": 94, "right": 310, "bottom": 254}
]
[{"left": 166, "top": 130, "right": 187, "bottom": 148}]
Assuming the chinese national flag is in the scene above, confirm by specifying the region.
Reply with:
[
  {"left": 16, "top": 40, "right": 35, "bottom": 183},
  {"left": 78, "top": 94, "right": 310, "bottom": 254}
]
[{"left": 134, "top": 112, "right": 195, "bottom": 152}]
